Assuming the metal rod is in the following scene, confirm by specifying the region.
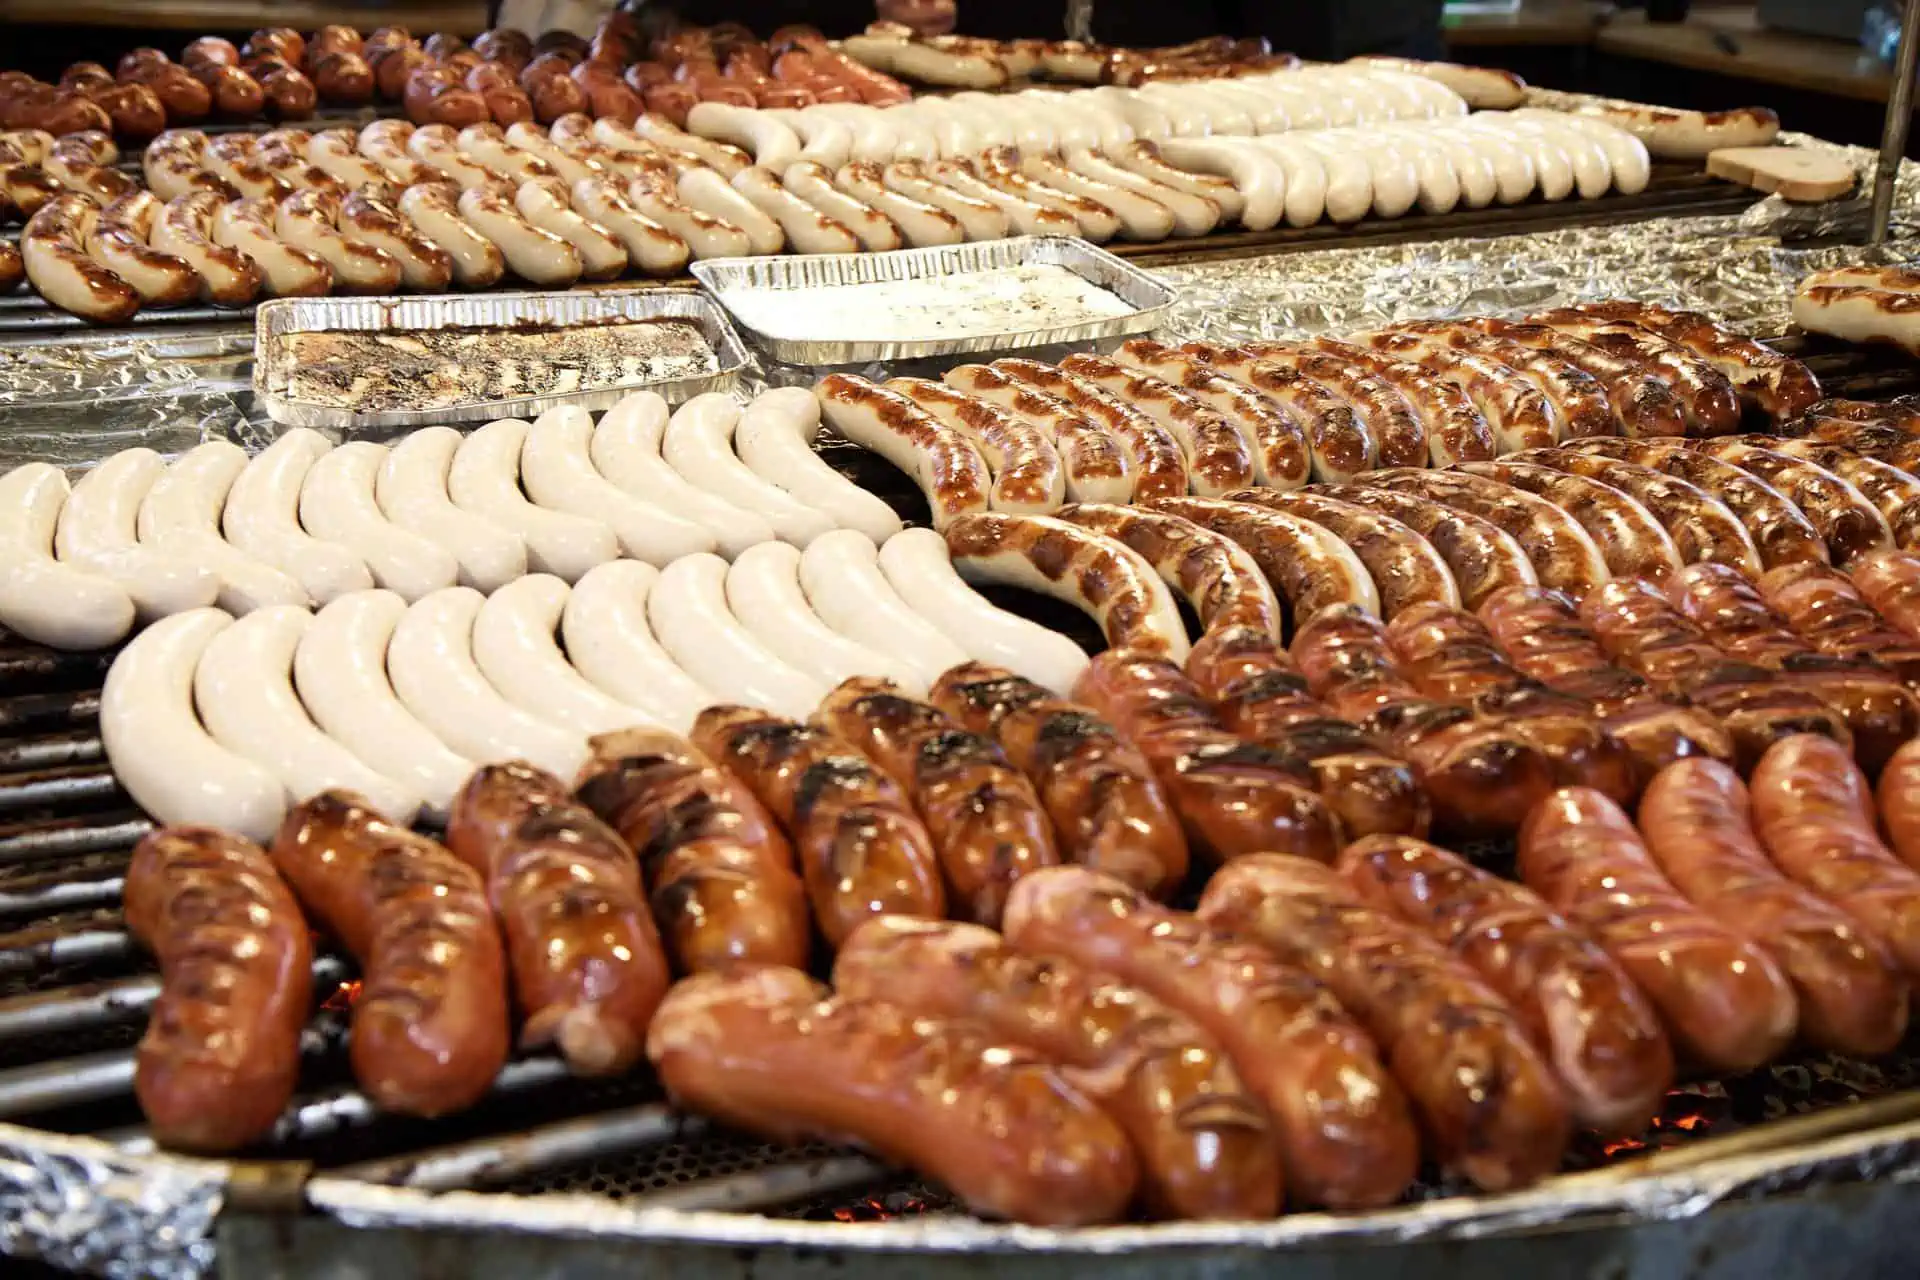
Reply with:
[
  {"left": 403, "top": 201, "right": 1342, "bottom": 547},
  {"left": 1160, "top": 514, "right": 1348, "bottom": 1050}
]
[
  {"left": 0, "top": 873, "right": 124, "bottom": 919},
  {"left": 0, "top": 818, "right": 151, "bottom": 866},
  {"left": 0, "top": 733, "right": 104, "bottom": 772},
  {"left": 1871, "top": 0, "right": 1920, "bottom": 243},
  {"left": 0, "top": 770, "right": 122, "bottom": 812},
  {"left": 0, "top": 1048, "right": 135, "bottom": 1117},
  {"left": 0, "top": 928, "right": 131, "bottom": 977},
  {"left": 0, "top": 956, "right": 349, "bottom": 1044},
  {"left": 632, "top": 1155, "right": 891, "bottom": 1213},
  {"left": 333, "top": 1103, "right": 696, "bottom": 1192}
]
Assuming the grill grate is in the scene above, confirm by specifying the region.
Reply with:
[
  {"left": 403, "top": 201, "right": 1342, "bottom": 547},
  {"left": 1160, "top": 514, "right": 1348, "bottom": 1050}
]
[{"left": 0, "top": 340, "right": 1915, "bottom": 1240}]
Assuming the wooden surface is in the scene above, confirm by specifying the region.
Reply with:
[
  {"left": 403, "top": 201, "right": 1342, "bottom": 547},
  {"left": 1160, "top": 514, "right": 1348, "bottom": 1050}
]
[
  {"left": 1445, "top": 1, "right": 1608, "bottom": 47},
  {"left": 0, "top": 0, "right": 488, "bottom": 33},
  {"left": 1594, "top": 7, "right": 1898, "bottom": 103}
]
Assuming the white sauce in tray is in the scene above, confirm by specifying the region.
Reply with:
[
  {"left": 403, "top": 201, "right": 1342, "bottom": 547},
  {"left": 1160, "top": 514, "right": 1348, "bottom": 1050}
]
[{"left": 720, "top": 265, "right": 1137, "bottom": 343}]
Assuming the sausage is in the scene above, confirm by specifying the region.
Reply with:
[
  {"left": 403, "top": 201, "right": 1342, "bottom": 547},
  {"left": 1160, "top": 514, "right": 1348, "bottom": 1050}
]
[
  {"left": 192, "top": 63, "right": 267, "bottom": 118},
  {"left": 1561, "top": 300, "right": 1821, "bottom": 422},
  {"left": 1768, "top": 441, "right": 1920, "bottom": 550},
  {"left": 126, "top": 63, "right": 212, "bottom": 122},
  {"left": 270, "top": 791, "right": 511, "bottom": 1115},
  {"left": 1565, "top": 439, "right": 1831, "bottom": 570},
  {"left": 689, "top": 705, "right": 945, "bottom": 945},
  {"left": 398, "top": 183, "right": 506, "bottom": 288},
  {"left": 1003, "top": 865, "right": 1420, "bottom": 1209},
  {"left": 833, "top": 916, "right": 1281, "bottom": 1219},
  {"left": 1668, "top": 560, "right": 1918, "bottom": 773},
  {"left": 813, "top": 372, "right": 988, "bottom": 529},
  {"left": 0, "top": 238, "right": 19, "bottom": 291},
  {"left": 1752, "top": 734, "right": 1920, "bottom": 980},
  {"left": 1226, "top": 487, "right": 1460, "bottom": 617},
  {"left": 1146, "top": 495, "right": 1380, "bottom": 623},
  {"left": 1760, "top": 561, "right": 1920, "bottom": 685},
  {"left": 940, "top": 364, "right": 1133, "bottom": 504},
  {"left": 1292, "top": 605, "right": 1558, "bottom": 834},
  {"left": 1512, "top": 447, "right": 1769, "bottom": 575},
  {"left": 1198, "top": 854, "right": 1570, "bottom": 1191},
  {"left": 339, "top": 190, "right": 454, "bottom": 292},
  {"left": 1319, "top": 483, "right": 1536, "bottom": 610},
  {"left": 1111, "top": 339, "right": 1313, "bottom": 490},
  {"left": 1384, "top": 600, "right": 1637, "bottom": 802},
  {"left": 1358, "top": 469, "right": 1611, "bottom": 598},
  {"left": 88, "top": 82, "right": 167, "bottom": 141},
  {"left": 22, "top": 194, "right": 140, "bottom": 324},
  {"left": 1448, "top": 317, "right": 1689, "bottom": 437},
  {"left": 87, "top": 190, "right": 198, "bottom": 307},
  {"left": 646, "top": 965, "right": 1138, "bottom": 1225},
  {"left": 441, "top": 762, "right": 668, "bottom": 1074},
  {"left": 1517, "top": 787, "right": 1796, "bottom": 1071},
  {"left": 1057, "top": 353, "right": 1258, "bottom": 496},
  {"left": 125, "top": 826, "right": 312, "bottom": 1152},
  {"left": 1639, "top": 757, "right": 1908, "bottom": 1054},
  {"left": 404, "top": 66, "right": 488, "bottom": 127},
  {"left": 371, "top": 44, "right": 434, "bottom": 101},
  {"left": 814, "top": 677, "right": 1057, "bottom": 925},
  {"left": 1221, "top": 340, "right": 1433, "bottom": 469},
  {"left": 575, "top": 727, "right": 810, "bottom": 974},
  {"left": 1687, "top": 439, "right": 1891, "bottom": 565},
  {"left": 1479, "top": 584, "right": 1735, "bottom": 779},
  {"left": 929, "top": 661, "right": 1189, "bottom": 897},
  {"left": 884, "top": 378, "right": 1066, "bottom": 514},
  {"left": 1360, "top": 330, "right": 1560, "bottom": 452},
  {"left": 1170, "top": 344, "right": 1377, "bottom": 482},
  {"left": 1341, "top": 834, "right": 1672, "bottom": 1133},
  {"left": 1528, "top": 310, "right": 1743, "bottom": 436},
  {"left": 1455, "top": 458, "right": 1683, "bottom": 585},
  {"left": 277, "top": 188, "right": 405, "bottom": 293},
  {"left": 255, "top": 64, "right": 318, "bottom": 119},
  {"left": 1072, "top": 651, "right": 1341, "bottom": 864},
  {"left": 1307, "top": 337, "right": 1498, "bottom": 466},
  {"left": 992, "top": 357, "right": 1189, "bottom": 500}
]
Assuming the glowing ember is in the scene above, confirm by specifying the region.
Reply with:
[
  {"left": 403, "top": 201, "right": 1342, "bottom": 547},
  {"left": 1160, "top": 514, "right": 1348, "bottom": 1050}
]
[
  {"left": 321, "top": 980, "right": 363, "bottom": 1011},
  {"left": 1600, "top": 1135, "right": 1650, "bottom": 1159},
  {"left": 829, "top": 1194, "right": 935, "bottom": 1222}
]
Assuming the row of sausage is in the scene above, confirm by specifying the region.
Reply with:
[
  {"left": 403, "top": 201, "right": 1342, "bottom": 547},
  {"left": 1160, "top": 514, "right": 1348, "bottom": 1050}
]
[
  {"left": 840, "top": 25, "right": 1298, "bottom": 91},
  {"left": 129, "top": 725, "right": 1920, "bottom": 1219}
]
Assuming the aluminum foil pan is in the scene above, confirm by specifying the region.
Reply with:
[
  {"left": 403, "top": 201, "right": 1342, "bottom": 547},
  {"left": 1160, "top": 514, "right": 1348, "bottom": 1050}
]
[
  {"left": 252, "top": 288, "right": 749, "bottom": 431},
  {"left": 690, "top": 236, "right": 1176, "bottom": 365}
]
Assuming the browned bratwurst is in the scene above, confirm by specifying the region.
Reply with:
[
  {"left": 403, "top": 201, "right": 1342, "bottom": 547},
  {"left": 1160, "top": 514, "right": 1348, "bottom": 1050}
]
[
  {"left": 272, "top": 790, "right": 510, "bottom": 1116},
  {"left": 125, "top": 825, "right": 312, "bottom": 1153},
  {"left": 575, "top": 727, "right": 810, "bottom": 974}
]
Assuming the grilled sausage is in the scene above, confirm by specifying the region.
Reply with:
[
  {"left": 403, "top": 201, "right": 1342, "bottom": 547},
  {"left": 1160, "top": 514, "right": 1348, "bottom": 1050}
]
[
  {"left": 1561, "top": 301, "right": 1821, "bottom": 422},
  {"left": 1512, "top": 448, "right": 1768, "bottom": 575},
  {"left": 1145, "top": 495, "right": 1380, "bottom": 623},
  {"left": 22, "top": 194, "right": 140, "bottom": 324},
  {"left": 1529, "top": 310, "right": 1743, "bottom": 435},
  {"left": 1170, "top": 344, "right": 1377, "bottom": 482},
  {"left": 1319, "top": 483, "right": 1536, "bottom": 610},
  {"left": 1198, "top": 853, "right": 1570, "bottom": 1192},
  {"left": 444, "top": 762, "right": 668, "bottom": 1075},
  {"left": 1759, "top": 561, "right": 1920, "bottom": 685},
  {"left": 833, "top": 916, "right": 1282, "bottom": 1220},
  {"left": 814, "top": 677, "right": 1057, "bottom": 925},
  {"left": 993, "top": 357, "right": 1189, "bottom": 500},
  {"left": 1225, "top": 488, "right": 1461, "bottom": 617},
  {"left": 1004, "top": 865, "right": 1420, "bottom": 1209},
  {"left": 690, "top": 705, "right": 945, "bottom": 945},
  {"left": 1383, "top": 321, "right": 1618, "bottom": 442},
  {"left": 1687, "top": 439, "right": 1891, "bottom": 565},
  {"left": 1341, "top": 835, "right": 1673, "bottom": 1134},
  {"left": 1449, "top": 317, "right": 1689, "bottom": 437},
  {"left": 1228, "top": 340, "right": 1434, "bottom": 469},
  {"left": 1639, "top": 757, "right": 1908, "bottom": 1054},
  {"left": 1112, "top": 338, "right": 1314, "bottom": 489},
  {"left": 1057, "top": 352, "right": 1257, "bottom": 496},
  {"left": 1308, "top": 335, "right": 1498, "bottom": 465},
  {"left": 1455, "top": 458, "right": 1683, "bottom": 585},
  {"left": 1072, "top": 651, "right": 1342, "bottom": 864},
  {"left": 1517, "top": 787, "right": 1796, "bottom": 1071},
  {"left": 646, "top": 965, "right": 1138, "bottom": 1225},
  {"left": 125, "top": 826, "right": 311, "bottom": 1152},
  {"left": 271, "top": 791, "right": 511, "bottom": 1116},
  {"left": 929, "top": 661, "right": 1189, "bottom": 898},
  {"left": 1358, "top": 469, "right": 1611, "bottom": 598}
]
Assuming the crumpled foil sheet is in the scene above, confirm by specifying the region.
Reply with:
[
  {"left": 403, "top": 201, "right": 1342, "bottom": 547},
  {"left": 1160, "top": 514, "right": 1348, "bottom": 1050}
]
[{"left": 0, "top": 1123, "right": 226, "bottom": 1279}]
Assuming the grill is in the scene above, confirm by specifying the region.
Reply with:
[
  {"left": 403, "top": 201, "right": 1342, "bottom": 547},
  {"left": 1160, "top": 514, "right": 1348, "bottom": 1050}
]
[{"left": 2, "top": 339, "right": 1920, "bottom": 1280}]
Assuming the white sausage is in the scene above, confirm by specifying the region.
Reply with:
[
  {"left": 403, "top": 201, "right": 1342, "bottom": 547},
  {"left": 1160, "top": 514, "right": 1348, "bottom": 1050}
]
[
  {"left": 882, "top": 161, "right": 1009, "bottom": 242},
  {"left": 0, "top": 463, "right": 134, "bottom": 649},
  {"left": 194, "top": 605, "right": 422, "bottom": 822},
  {"left": 660, "top": 393, "right": 834, "bottom": 547},
  {"left": 55, "top": 449, "right": 219, "bottom": 620},
  {"left": 448, "top": 418, "right": 618, "bottom": 581},
  {"left": 520, "top": 403, "right": 718, "bottom": 564},
  {"left": 928, "top": 159, "right": 1075, "bottom": 237},
  {"left": 1287, "top": 133, "right": 1376, "bottom": 223},
  {"left": 607, "top": 116, "right": 750, "bottom": 177},
  {"left": 503, "top": 121, "right": 610, "bottom": 185},
  {"left": 374, "top": 426, "right": 529, "bottom": 593},
  {"left": 730, "top": 167, "right": 861, "bottom": 255},
  {"left": 775, "top": 107, "right": 854, "bottom": 170},
  {"left": 514, "top": 178, "right": 628, "bottom": 280},
  {"left": 1246, "top": 134, "right": 1330, "bottom": 227},
  {"left": 726, "top": 540, "right": 924, "bottom": 694},
  {"left": 625, "top": 171, "right": 751, "bottom": 260},
  {"left": 732, "top": 387, "right": 903, "bottom": 544},
  {"left": 1020, "top": 153, "right": 1172, "bottom": 242},
  {"left": 457, "top": 185, "right": 581, "bottom": 286},
  {"left": 399, "top": 183, "right": 508, "bottom": 287},
  {"left": 137, "top": 442, "right": 309, "bottom": 614},
  {"left": 589, "top": 392, "right": 774, "bottom": 558},
  {"left": 274, "top": 190, "right": 403, "bottom": 292},
  {"left": 783, "top": 161, "right": 902, "bottom": 252},
  {"left": 221, "top": 430, "right": 373, "bottom": 606},
  {"left": 570, "top": 177, "right": 692, "bottom": 275},
  {"left": 676, "top": 167, "right": 784, "bottom": 255},
  {"left": 406, "top": 123, "right": 499, "bottom": 189},
  {"left": 100, "top": 608, "right": 284, "bottom": 839},
  {"left": 294, "top": 589, "right": 474, "bottom": 819},
  {"left": 299, "top": 442, "right": 459, "bottom": 602},
  {"left": 799, "top": 529, "right": 968, "bottom": 692},
  {"left": 561, "top": 559, "right": 715, "bottom": 734},
  {"left": 456, "top": 122, "right": 555, "bottom": 184},
  {"left": 685, "top": 102, "right": 802, "bottom": 173},
  {"left": 470, "top": 573, "right": 649, "bottom": 735},
  {"left": 212, "top": 198, "right": 332, "bottom": 297},
  {"left": 1107, "top": 141, "right": 1244, "bottom": 221},
  {"left": 833, "top": 161, "right": 963, "bottom": 248},
  {"left": 647, "top": 553, "right": 826, "bottom": 721}
]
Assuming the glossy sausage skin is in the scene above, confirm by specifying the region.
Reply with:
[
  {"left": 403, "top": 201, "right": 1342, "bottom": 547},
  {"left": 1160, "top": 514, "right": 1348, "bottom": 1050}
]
[
  {"left": 574, "top": 728, "right": 810, "bottom": 974},
  {"left": 1639, "top": 758, "right": 1908, "bottom": 1055},
  {"left": 125, "top": 826, "right": 312, "bottom": 1152},
  {"left": 270, "top": 791, "right": 511, "bottom": 1116},
  {"left": 646, "top": 965, "right": 1138, "bottom": 1225},
  {"left": 690, "top": 705, "right": 946, "bottom": 946},
  {"left": 833, "top": 916, "right": 1282, "bottom": 1220},
  {"left": 930, "top": 662, "right": 1189, "bottom": 898},
  {"left": 1850, "top": 548, "right": 1920, "bottom": 644},
  {"left": 1759, "top": 561, "right": 1920, "bottom": 687},
  {"left": 445, "top": 762, "right": 669, "bottom": 1074},
  {"left": 815, "top": 677, "right": 1058, "bottom": 926},
  {"left": 1004, "top": 866, "right": 1420, "bottom": 1210},
  {"left": 1752, "top": 734, "right": 1920, "bottom": 980},
  {"left": 1198, "top": 853, "right": 1571, "bottom": 1192},
  {"left": 1072, "top": 651, "right": 1341, "bottom": 864},
  {"left": 1517, "top": 786, "right": 1797, "bottom": 1071}
]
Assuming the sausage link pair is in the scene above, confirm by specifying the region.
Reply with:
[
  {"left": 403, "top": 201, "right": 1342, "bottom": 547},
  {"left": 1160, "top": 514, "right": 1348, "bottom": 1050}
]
[
  {"left": 1849, "top": 548, "right": 1920, "bottom": 644},
  {"left": 1752, "top": 734, "right": 1920, "bottom": 980},
  {"left": 1559, "top": 301, "right": 1821, "bottom": 422},
  {"left": 125, "top": 826, "right": 312, "bottom": 1152},
  {"left": 1292, "top": 605, "right": 1557, "bottom": 834},
  {"left": 1759, "top": 561, "right": 1920, "bottom": 687},
  {"left": 444, "top": 762, "right": 669, "bottom": 1075},
  {"left": 646, "top": 965, "right": 1139, "bottom": 1225},
  {"left": 815, "top": 676, "right": 1057, "bottom": 925},
  {"left": 575, "top": 728, "right": 809, "bottom": 974},
  {"left": 1451, "top": 316, "right": 1689, "bottom": 437},
  {"left": 1223, "top": 487, "right": 1462, "bottom": 618},
  {"left": 833, "top": 916, "right": 1282, "bottom": 1220},
  {"left": 1318, "top": 482, "right": 1536, "bottom": 610},
  {"left": 1307, "top": 336, "right": 1498, "bottom": 466},
  {"left": 1383, "top": 320, "right": 1618, "bottom": 442},
  {"left": 1455, "top": 457, "right": 1683, "bottom": 586},
  {"left": 1517, "top": 787, "right": 1796, "bottom": 1071},
  {"left": 1639, "top": 758, "right": 1908, "bottom": 1055},
  {"left": 1358, "top": 469, "right": 1611, "bottom": 599},
  {"left": 1668, "top": 561, "right": 1919, "bottom": 773},
  {"left": 1479, "top": 584, "right": 1735, "bottom": 779},
  {"left": 690, "top": 705, "right": 945, "bottom": 946},
  {"left": 930, "top": 662, "right": 1189, "bottom": 897},
  {"left": 1688, "top": 439, "right": 1892, "bottom": 566},
  {"left": 1528, "top": 309, "right": 1743, "bottom": 435},
  {"left": 1072, "top": 651, "right": 1341, "bottom": 864},
  {"left": 1510, "top": 447, "right": 1768, "bottom": 575},
  {"left": 1341, "top": 835, "right": 1674, "bottom": 1134},
  {"left": 1004, "top": 866, "right": 1420, "bottom": 1209},
  {"left": 1144, "top": 495, "right": 1380, "bottom": 624},
  {"left": 1771, "top": 440, "right": 1920, "bottom": 550},
  {"left": 271, "top": 791, "right": 511, "bottom": 1116},
  {"left": 1582, "top": 577, "right": 1853, "bottom": 771},
  {"left": 1198, "top": 854, "right": 1571, "bottom": 1191}
]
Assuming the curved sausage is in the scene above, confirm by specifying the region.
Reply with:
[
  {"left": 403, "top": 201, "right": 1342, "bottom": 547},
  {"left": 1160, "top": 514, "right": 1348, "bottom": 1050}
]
[
  {"left": 1455, "top": 458, "right": 1683, "bottom": 585},
  {"left": 814, "top": 373, "right": 989, "bottom": 529},
  {"left": 1358, "top": 469, "right": 1611, "bottom": 598},
  {"left": 1451, "top": 317, "right": 1688, "bottom": 437},
  {"left": 1112, "top": 339, "right": 1314, "bottom": 489},
  {"left": 22, "top": 194, "right": 139, "bottom": 323},
  {"left": 1530, "top": 309, "right": 1743, "bottom": 436},
  {"left": 1360, "top": 330, "right": 1559, "bottom": 452},
  {"left": 1225, "top": 487, "right": 1460, "bottom": 618},
  {"left": 1774, "top": 440, "right": 1920, "bottom": 550},
  {"left": 1057, "top": 353, "right": 1257, "bottom": 496},
  {"left": 1169, "top": 344, "right": 1377, "bottom": 482},
  {"left": 1308, "top": 337, "right": 1497, "bottom": 465},
  {"left": 941, "top": 364, "right": 1133, "bottom": 504},
  {"left": 992, "top": 358, "right": 1189, "bottom": 500},
  {"left": 1759, "top": 561, "right": 1920, "bottom": 683},
  {"left": 885, "top": 378, "right": 1066, "bottom": 514},
  {"left": 1511, "top": 448, "right": 1768, "bottom": 575},
  {"left": 1146, "top": 495, "right": 1381, "bottom": 624},
  {"left": 1690, "top": 439, "right": 1891, "bottom": 565},
  {"left": 1560, "top": 300, "right": 1821, "bottom": 422},
  {"left": 1229, "top": 340, "right": 1435, "bottom": 469},
  {"left": 1319, "top": 483, "right": 1535, "bottom": 610}
]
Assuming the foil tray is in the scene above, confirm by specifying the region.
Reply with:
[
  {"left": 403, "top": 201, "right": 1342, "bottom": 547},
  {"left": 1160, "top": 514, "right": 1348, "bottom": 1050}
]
[
  {"left": 690, "top": 236, "right": 1177, "bottom": 365},
  {"left": 251, "top": 288, "right": 749, "bottom": 432}
]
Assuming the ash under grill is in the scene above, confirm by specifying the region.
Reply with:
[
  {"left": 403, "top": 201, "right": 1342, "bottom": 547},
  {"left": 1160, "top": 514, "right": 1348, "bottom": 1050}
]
[{"left": 0, "top": 338, "right": 1916, "bottom": 1260}]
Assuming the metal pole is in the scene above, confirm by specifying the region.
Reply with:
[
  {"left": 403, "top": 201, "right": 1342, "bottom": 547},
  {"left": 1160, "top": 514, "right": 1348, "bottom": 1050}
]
[{"left": 1870, "top": 0, "right": 1920, "bottom": 243}]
